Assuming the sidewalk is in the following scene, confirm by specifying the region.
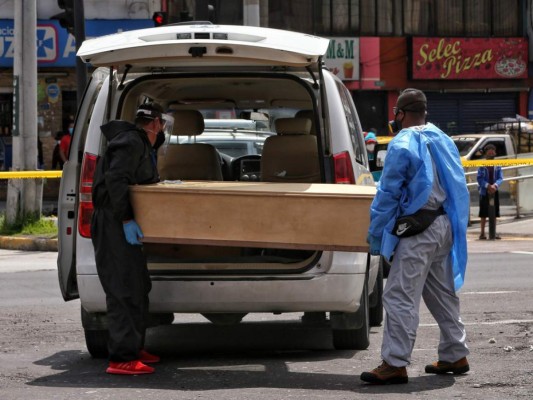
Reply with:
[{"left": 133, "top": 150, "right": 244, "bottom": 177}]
[
  {"left": 468, "top": 215, "right": 533, "bottom": 240},
  {"left": 467, "top": 205, "right": 533, "bottom": 240},
  {"left": 0, "top": 214, "right": 531, "bottom": 252}
]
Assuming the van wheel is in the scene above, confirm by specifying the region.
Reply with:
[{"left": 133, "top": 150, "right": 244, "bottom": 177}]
[
  {"left": 332, "top": 280, "right": 370, "bottom": 350},
  {"left": 369, "top": 258, "right": 384, "bottom": 327},
  {"left": 84, "top": 329, "right": 109, "bottom": 359}
]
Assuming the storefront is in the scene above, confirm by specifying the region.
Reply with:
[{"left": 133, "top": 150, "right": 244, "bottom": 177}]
[
  {"left": 409, "top": 37, "right": 529, "bottom": 134},
  {"left": 0, "top": 18, "right": 152, "bottom": 170},
  {"left": 334, "top": 36, "right": 529, "bottom": 136}
]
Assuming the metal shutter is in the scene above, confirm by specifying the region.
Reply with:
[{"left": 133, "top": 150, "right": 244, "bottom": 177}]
[{"left": 426, "top": 93, "right": 517, "bottom": 135}]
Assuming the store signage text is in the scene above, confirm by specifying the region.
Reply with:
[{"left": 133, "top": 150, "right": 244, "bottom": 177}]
[
  {"left": 0, "top": 19, "right": 152, "bottom": 67},
  {"left": 325, "top": 38, "right": 360, "bottom": 81},
  {"left": 412, "top": 37, "right": 528, "bottom": 80}
]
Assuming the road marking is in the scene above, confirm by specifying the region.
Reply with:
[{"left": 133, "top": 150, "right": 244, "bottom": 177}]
[
  {"left": 421, "top": 319, "right": 533, "bottom": 327},
  {"left": 461, "top": 291, "right": 518, "bottom": 295}
]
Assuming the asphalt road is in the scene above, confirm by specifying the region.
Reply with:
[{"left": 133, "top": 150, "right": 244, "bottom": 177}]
[{"left": 0, "top": 241, "right": 532, "bottom": 400}]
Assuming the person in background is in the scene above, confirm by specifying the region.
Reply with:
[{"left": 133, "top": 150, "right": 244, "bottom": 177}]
[
  {"left": 52, "top": 131, "right": 64, "bottom": 170},
  {"left": 91, "top": 103, "right": 166, "bottom": 375},
  {"left": 58, "top": 120, "right": 74, "bottom": 165},
  {"left": 364, "top": 128, "right": 378, "bottom": 161},
  {"left": 362, "top": 88, "right": 470, "bottom": 385},
  {"left": 37, "top": 138, "right": 44, "bottom": 169},
  {"left": 477, "top": 144, "right": 503, "bottom": 240}
]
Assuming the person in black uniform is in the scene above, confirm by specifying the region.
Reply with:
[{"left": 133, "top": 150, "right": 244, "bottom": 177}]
[{"left": 91, "top": 103, "right": 166, "bottom": 375}]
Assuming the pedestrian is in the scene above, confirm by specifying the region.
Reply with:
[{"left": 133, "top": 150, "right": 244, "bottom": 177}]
[
  {"left": 364, "top": 129, "right": 378, "bottom": 161},
  {"left": 37, "top": 138, "right": 44, "bottom": 169},
  {"left": 362, "top": 88, "right": 470, "bottom": 385},
  {"left": 477, "top": 144, "right": 503, "bottom": 240},
  {"left": 58, "top": 121, "right": 74, "bottom": 165},
  {"left": 52, "top": 131, "right": 64, "bottom": 169},
  {"left": 91, "top": 102, "right": 167, "bottom": 375}
]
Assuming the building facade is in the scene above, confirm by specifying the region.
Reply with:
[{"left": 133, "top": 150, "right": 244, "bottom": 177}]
[{"left": 0, "top": 0, "right": 530, "bottom": 173}]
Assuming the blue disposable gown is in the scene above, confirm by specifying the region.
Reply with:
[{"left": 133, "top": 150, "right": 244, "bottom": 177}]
[{"left": 368, "top": 123, "right": 470, "bottom": 290}]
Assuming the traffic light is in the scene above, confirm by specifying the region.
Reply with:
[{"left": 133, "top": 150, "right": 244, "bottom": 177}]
[
  {"left": 52, "top": 0, "right": 75, "bottom": 35},
  {"left": 152, "top": 12, "right": 168, "bottom": 27}
]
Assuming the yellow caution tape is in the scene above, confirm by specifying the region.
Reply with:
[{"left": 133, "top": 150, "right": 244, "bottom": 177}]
[
  {"left": 462, "top": 159, "right": 533, "bottom": 168},
  {"left": 0, "top": 160, "right": 531, "bottom": 180},
  {"left": 0, "top": 170, "right": 63, "bottom": 179}
]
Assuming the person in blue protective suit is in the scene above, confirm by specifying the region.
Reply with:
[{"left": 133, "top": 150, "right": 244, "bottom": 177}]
[
  {"left": 91, "top": 103, "right": 166, "bottom": 375},
  {"left": 361, "top": 89, "right": 470, "bottom": 385}
]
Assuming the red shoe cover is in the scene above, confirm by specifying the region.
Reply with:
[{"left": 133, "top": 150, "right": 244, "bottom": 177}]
[
  {"left": 139, "top": 349, "right": 160, "bottom": 363},
  {"left": 106, "top": 360, "right": 154, "bottom": 375}
]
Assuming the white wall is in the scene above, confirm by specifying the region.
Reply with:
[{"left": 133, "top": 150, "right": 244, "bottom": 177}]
[{"left": 0, "top": 0, "right": 160, "bottom": 19}]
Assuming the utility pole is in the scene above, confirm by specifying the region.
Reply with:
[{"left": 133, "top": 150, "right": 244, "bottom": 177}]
[
  {"left": 7, "top": 0, "right": 42, "bottom": 224},
  {"left": 243, "top": 0, "right": 261, "bottom": 27}
]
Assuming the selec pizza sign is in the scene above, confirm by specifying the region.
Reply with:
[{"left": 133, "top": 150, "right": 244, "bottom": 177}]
[{"left": 411, "top": 37, "right": 528, "bottom": 80}]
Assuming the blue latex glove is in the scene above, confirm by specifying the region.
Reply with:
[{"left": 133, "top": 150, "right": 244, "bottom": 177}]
[
  {"left": 366, "top": 233, "right": 381, "bottom": 256},
  {"left": 123, "top": 220, "right": 144, "bottom": 245}
]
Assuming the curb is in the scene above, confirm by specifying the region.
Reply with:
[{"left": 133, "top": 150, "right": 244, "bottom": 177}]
[{"left": 0, "top": 236, "right": 58, "bottom": 252}]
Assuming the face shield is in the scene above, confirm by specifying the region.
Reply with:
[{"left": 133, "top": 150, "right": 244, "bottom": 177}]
[
  {"left": 161, "top": 113, "right": 174, "bottom": 137},
  {"left": 156, "top": 113, "right": 175, "bottom": 155}
]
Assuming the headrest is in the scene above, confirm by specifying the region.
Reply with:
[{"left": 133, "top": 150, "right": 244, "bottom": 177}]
[
  {"left": 275, "top": 118, "right": 312, "bottom": 135},
  {"left": 172, "top": 110, "right": 204, "bottom": 136},
  {"left": 294, "top": 110, "right": 316, "bottom": 135}
]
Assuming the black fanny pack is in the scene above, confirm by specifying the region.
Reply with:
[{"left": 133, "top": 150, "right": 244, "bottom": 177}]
[{"left": 393, "top": 207, "right": 445, "bottom": 238}]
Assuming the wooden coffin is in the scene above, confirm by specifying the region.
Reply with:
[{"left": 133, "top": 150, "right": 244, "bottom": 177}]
[{"left": 129, "top": 181, "right": 376, "bottom": 252}]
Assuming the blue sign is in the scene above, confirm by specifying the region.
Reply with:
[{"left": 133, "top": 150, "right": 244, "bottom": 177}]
[
  {"left": 0, "top": 19, "right": 153, "bottom": 67},
  {"left": 47, "top": 83, "right": 60, "bottom": 101}
]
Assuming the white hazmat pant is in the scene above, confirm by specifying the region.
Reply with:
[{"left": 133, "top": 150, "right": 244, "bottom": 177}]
[{"left": 381, "top": 214, "right": 469, "bottom": 367}]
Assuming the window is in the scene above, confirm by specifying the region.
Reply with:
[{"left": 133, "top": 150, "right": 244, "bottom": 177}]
[
  {"left": 336, "top": 81, "right": 365, "bottom": 164},
  {"left": 0, "top": 95, "right": 12, "bottom": 136},
  {"left": 305, "top": 0, "right": 523, "bottom": 37},
  {"left": 268, "top": 0, "right": 314, "bottom": 33}
]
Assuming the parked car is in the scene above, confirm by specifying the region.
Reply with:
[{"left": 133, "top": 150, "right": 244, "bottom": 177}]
[
  {"left": 57, "top": 23, "right": 380, "bottom": 356},
  {"left": 368, "top": 135, "right": 393, "bottom": 182}
]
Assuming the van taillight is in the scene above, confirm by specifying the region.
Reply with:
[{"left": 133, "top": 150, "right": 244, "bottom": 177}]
[
  {"left": 333, "top": 151, "right": 356, "bottom": 184},
  {"left": 78, "top": 152, "right": 97, "bottom": 238}
]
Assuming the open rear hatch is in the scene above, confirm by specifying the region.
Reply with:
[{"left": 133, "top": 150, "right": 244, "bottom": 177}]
[
  {"left": 77, "top": 23, "right": 330, "bottom": 70},
  {"left": 78, "top": 24, "right": 338, "bottom": 275}
]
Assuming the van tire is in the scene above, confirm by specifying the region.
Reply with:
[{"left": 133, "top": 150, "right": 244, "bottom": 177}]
[
  {"left": 84, "top": 329, "right": 109, "bottom": 359},
  {"left": 369, "top": 258, "right": 384, "bottom": 327},
  {"left": 332, "top": 280, "right": 370, "bottom": 350}
]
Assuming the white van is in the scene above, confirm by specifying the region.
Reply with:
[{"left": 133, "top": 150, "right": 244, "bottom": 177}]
[{"left": 57, "top": 23, "right": 381, "bottom": 357}]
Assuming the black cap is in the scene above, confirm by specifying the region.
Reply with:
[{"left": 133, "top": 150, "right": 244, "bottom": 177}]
[
  {"left": 136, "top": 103, "right": 164, "bottom": 120},
  {"left": 397, "top": 88, "right": 427, "bottom": 112}
]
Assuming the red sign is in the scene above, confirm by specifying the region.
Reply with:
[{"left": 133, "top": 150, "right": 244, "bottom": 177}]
[{"left": 412, "top": 37, "right": 528, "bottom": 80}]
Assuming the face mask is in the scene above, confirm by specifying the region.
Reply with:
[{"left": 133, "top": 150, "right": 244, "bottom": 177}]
[
  {"left": 68, "top": 127, "right": 73, "bottom": 134},
  {"left": 388, "top": 119, "right": 400, "bottom": 134}
]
